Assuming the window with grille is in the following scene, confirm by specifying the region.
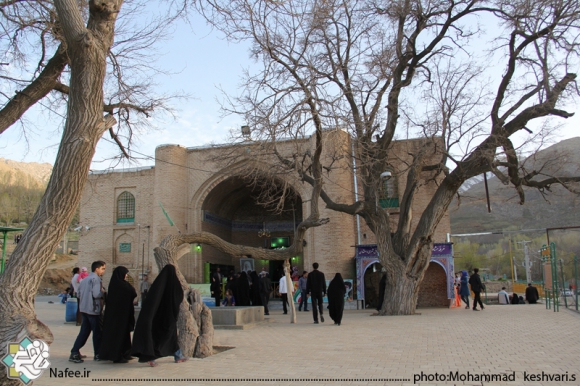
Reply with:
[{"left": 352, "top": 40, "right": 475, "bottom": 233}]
[
  {"left": 379, "top": 171, "right": 399, "bottom": 208},
  {"left": 117, "top": 191, "right": 135, "bottom": 223}
]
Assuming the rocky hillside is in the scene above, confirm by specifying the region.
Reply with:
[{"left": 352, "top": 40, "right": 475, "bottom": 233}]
[
  {"left": 0, "top": 157, "right": 52, "bottom": 184},
  {"left": 0, "top": 158, "right": 52, "bottom": 225},
  {"left": 450, "top": 137, "right": 580, "bottom": 233}
]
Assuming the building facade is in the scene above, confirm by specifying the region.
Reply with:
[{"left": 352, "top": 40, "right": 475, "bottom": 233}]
[{"left": 78, "top": 130, "right": 451, "bottom": 291}]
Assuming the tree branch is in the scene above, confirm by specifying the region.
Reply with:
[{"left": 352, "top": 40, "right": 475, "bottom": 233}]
[{"left": 0, "top": 45, "right": 68, "bottom": 135}]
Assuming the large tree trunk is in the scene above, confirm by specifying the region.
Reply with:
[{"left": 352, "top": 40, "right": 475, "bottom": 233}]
[
  {"left": 0, "top": 0, "right": 121, "bottom": 383},
  {"left": 376, "top": 228, "right": 433, "bottom": 315}
]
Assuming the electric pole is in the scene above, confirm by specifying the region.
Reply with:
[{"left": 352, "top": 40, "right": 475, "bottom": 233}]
[{"left": 517, "top": 241, "right": 532, "bottom": 284}]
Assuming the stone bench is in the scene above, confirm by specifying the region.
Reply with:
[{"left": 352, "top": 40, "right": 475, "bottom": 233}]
[
  {"left": 211, "top": 306, "right": 265, "bottom": 330},
  {"left": 135, "top": 305, "right": 265, "bottom": 330}
]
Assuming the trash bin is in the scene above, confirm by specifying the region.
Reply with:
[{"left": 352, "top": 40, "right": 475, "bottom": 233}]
[
  {"left": 65, "top": 297, "right": 78, "bottom": 322},
  {"left": 203, "top": 299, "right": 215, "bottom": 307}
]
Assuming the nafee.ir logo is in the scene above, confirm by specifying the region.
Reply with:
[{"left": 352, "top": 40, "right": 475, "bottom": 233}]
[{"left": 2, "top": 337, "right": 50, "bottom": 384}]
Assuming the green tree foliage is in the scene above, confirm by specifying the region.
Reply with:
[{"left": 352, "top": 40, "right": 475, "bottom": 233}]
[{"left": 453, "top": 230, "right": 580, "bottom": 284}]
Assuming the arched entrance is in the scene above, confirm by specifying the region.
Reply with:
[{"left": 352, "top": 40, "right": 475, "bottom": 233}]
[
  {"left": 198, "top": 176, "right": 303, "bottom": 278},
  {"left": 363, "top": 262, "right": 383, "bottom": 309},
  {"left": 417, "top": 262, "right": 448, "bottom": 307},
  {"left": 355, "top": 243, "right": 455, "bottom": 309}
]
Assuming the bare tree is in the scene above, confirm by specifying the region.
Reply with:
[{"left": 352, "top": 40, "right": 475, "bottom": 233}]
[
  {"left": 0, "top": 0, "right": 188, "bottom": 382},
  {"left": 0, "top": 0, "right": 179, "bottom": 150},
  {"left": 195, "top": 0, "right": 580, "bottom": 315}
]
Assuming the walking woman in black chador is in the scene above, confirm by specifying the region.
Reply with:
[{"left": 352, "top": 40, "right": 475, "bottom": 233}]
[
  {"left": 327, "top": 273, "right": 346, "bottom": 326},
  {"left": 131, "top": 264, "right": 187, "bottom": 366},
  {"left": 99, "top": 266, "right": 137, "bottom": 363}
]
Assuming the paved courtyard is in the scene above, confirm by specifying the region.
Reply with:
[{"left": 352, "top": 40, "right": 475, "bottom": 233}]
[{"left": 24, "top": 297, "right": 580, "bottom": 385}]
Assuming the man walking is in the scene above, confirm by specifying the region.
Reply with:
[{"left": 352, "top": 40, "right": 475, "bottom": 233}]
[
  {"left": 306, "top": 262, "right": 326, "bottom": 323},
  {"left": 298, "top": 271, "right": 309, "bottom": 312},
  {"left": 69, "top": 260, "right": 107, "bottom": 363},
  {"left": 468, "top": 268, "right": 485, "bottom": 311}
]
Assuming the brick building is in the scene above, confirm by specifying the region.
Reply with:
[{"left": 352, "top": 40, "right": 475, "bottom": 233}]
[{"left": 78, "top": 130, "right": 451, "bottom": 305}]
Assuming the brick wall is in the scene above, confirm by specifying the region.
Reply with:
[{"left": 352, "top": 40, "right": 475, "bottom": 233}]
[
  {"left": 79, "top": 132, "right": 451, "bottom": 286},
  {"left": 417, "top": 262, "right": 449, "bottom": 308},
  {"left": 78, "top": 166, "right": 155, "bottom": 288}
]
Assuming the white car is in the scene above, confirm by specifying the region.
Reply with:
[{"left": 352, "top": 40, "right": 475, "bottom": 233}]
[{"left": 560, "top": 290, "right": 574, "bottom": 297}]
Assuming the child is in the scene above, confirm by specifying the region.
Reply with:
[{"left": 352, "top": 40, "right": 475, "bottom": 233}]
[
  {"left": 221, "top": 289, "right": 236, "bottom": 306},
  {"left": 59, "top": 287, "right": 72, "bottom": 304},
  {"left": 77, "top": 267, "right": 89, "bottom": 283}
]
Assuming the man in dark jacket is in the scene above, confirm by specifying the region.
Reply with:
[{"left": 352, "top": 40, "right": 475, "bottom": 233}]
[
  {"left": 259, "top": 272, "right": 272, "bottom": 315},
  {"left": 211, "top": 268, "right": 222, "bottom": 307},
  {"left": 525, "top": 283, "right": 540, "bottom": 304},
  {"left": 468, "top": 268, "right": 485, "bottom": 311},
  {"left": 306, "top": 262, "right": 326, "bottom": 324}
]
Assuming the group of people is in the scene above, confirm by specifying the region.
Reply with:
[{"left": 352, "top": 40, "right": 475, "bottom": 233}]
[
  {"left": 211, "top": 268, "right": 273, "bottom": 313},
  {"left": 498, "top": 284, "right": 539, "bottom": 304},
  {"left": 69, "top": 261, "right": 188, "bottom": 367},
  {"left": 212, "top": 262, "right": 347, "bottom": 325},
  {"left": 456, "top": 269, "right": 541, "bottom": 309},
  {"left": 69, "top": 266, "right": 90, "bottom": 325},
  {"left": 455, "top": 268, "right": 486, "bottom": 311},
  {"left": 68, "top": 260, "right": 351, "bottom": 368}
]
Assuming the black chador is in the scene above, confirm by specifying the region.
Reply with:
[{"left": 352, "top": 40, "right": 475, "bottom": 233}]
[
  {"left": 99, "top": 266, "right": 137, "bottom": 362},
  {"left": 236, "top": 272, "right": 251, "bottom": 306},
  {"left": 327, "top": 273, "right": 346, "bottom": 326},
  {"left": 249, "top": 271, "right": 262, "bottom": 306},
  {"left": 131, "top": 264, "right": 183, "bottom": 362}
]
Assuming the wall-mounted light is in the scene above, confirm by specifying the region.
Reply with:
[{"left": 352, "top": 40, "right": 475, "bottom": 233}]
[
  {"left": 380, "top": 171, "right": 392, "bottom": 180},
  {"left": 196, "top": 243, "right": 202, "bottom": 251}
]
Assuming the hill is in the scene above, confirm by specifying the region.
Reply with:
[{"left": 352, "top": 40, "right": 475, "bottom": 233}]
[
  {"left": 450, "top": 137, "right": 580, "bottom": 233},
  {"left": 0, "top": 158, "right": 52, "bottom": 225},
  {"left": 0, "top": 158, "right": 52, "bottom": 184}
]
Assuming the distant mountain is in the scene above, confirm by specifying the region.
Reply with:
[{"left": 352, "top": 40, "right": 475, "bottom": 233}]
[
  {"left": 0, "top": 158, "right": 52, "bottom": 185},
  {"left": 458, "top": 175, "right": 485, "bottom": 193},
  {"left": 0, "top": 158, "right": 51, "bottom": 225},
  {"left": 450, "top": 138, "right": 580, "bottom": 233}
]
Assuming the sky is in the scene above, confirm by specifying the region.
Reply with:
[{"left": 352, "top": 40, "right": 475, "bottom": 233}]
[
  {"left": 1, "top": 13, "right": 255, "bottom": 169},
  {"left": 0, "top": 10, "right": 578, "bottom": 170}
]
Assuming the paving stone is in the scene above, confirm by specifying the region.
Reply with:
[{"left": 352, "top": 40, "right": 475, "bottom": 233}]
[{"left": 23, "top": 297, "right": 580, "bottom": 385}]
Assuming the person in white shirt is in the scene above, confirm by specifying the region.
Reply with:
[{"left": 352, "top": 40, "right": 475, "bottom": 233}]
[
  {"left": 279, "top": 275, "right": 292, "bottom": 315},
  {"left": 498, "top": 287, "right": 510, "bottom": 305}
]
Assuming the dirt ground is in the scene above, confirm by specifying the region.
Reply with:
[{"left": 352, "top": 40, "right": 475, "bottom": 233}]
[{"left": 38, "top": 253, "right": 78, "bottom": 295}]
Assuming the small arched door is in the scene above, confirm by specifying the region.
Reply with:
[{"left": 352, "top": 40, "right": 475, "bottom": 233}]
[
  {"left": 363, "top": 263, "right": 383, "bottom": 309},
  {"left": 417, "top": 262, "right": 448, "bottom": 307}
]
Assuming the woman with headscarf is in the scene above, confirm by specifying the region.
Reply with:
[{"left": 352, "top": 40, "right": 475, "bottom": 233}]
[
  {"left": 249, "top": 271, "right": 262, "bottom": 306},
  {"left": 236, "top": 271, "right": 251, "bottom": 306},
  {"left": 327, "top": 273, "right": 346, "bottom": 326},
  {"left": 131, "top": 264, "right": 186, "bottom": 366},
  {"left": 459, "top": 270, "right": 470, "bottom": 309},
  {"left": 99, "top": 266, "right": 137, "bottom": 363}
]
